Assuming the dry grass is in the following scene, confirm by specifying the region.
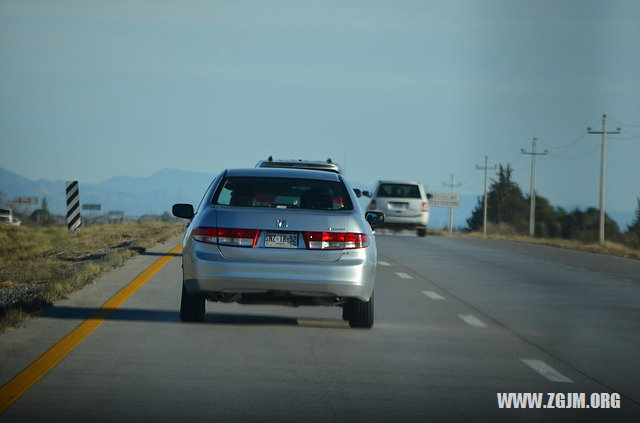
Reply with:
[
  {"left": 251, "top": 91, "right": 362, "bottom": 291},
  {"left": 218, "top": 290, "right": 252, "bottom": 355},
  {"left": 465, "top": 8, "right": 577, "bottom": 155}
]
[
  {"left": 0, "top": 222, "right": 183, "bottom": 332},
  {"left": 436, "top": 225, "right": 640, "bottom": 261}
]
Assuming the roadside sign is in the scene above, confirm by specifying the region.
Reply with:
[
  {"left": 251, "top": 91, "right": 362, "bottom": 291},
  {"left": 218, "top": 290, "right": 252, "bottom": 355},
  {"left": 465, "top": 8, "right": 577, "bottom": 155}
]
[
  {"left": 82, "top": 204, "right": 102, "bottom": 211},
  {"left": 66, "top": 181, "right": 81, "bottom": 231},
  {"left": 429, "top": 193, "right": 461, "bottom": 208},
  {"left": 12, "top": 197, "right": 38, "bottom": 205}
]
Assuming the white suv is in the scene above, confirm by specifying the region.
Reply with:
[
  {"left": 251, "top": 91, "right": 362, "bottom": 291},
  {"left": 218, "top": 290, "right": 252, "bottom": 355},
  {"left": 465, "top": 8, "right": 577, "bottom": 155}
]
[
  {"left": 367, "top": 181, "right": 430, "bottom": 237},
  {"left": 0, "top": 208, "right": 13, "bottom": 225}
]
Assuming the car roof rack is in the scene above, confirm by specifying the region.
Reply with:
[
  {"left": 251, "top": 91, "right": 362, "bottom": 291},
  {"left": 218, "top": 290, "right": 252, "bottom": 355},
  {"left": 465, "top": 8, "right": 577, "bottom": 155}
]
[{"left": 256, "top": 157, "right": 341, "bottom": 173}]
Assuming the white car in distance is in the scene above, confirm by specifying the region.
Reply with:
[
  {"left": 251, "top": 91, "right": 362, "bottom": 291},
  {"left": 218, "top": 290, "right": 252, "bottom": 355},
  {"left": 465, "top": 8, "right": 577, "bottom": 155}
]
[{"left": 368, "top": 180, "right": 431, "bottom": 237}]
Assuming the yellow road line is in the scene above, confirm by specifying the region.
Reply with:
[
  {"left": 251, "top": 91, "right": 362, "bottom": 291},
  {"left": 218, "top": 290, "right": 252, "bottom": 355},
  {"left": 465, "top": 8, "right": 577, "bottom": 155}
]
[{"left": 0, "top": 244, "right": 182, "bottom": 414}]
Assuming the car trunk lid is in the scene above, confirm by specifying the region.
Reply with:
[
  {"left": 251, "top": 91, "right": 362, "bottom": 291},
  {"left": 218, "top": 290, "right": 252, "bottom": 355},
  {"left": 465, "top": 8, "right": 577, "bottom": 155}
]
[{"left": 214, "top": 206, "right": 350, "bottom": 262}]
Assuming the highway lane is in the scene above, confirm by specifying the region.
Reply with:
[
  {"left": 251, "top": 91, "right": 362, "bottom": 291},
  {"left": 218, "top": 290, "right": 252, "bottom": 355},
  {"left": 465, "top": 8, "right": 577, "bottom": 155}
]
[
  {"left": 1, "top": 235, "right": 639, "bottom": 422},
  {"left": 377, "top": 235, "right": 640, "bottom": 405}
]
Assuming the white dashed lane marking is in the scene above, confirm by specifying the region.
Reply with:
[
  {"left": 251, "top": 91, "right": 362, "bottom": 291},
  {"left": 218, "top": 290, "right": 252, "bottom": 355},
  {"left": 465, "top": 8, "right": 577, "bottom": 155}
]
[
  {"left": 459, "top": 314, "right": 488, "bottom": 328},
  {"left": 422, "top": 291, "right": 445, "bottom": 300},
  {"left": 521, "top": 359, "right": 573, "bottom": 383},
  {"left": 395, "top": 272, "right": 412, "bottom": 279},
  {"left": 378, "top": 261, "right": 391, "bottom": 266}
]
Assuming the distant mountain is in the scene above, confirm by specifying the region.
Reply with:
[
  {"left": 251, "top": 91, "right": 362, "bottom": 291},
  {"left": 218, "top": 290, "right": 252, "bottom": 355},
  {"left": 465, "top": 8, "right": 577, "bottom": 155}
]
[
  {"left": 0, "top": 168, "right": 67, "bottom": 214},
  {"left": 97, "top": 168, "right": 216, "bottom": 199},
  {"left": 0, "top": 167, "right": 635, "bottom": 228},
  {"left": 0, "top": 167, "right": 217, "bottom": 216}
]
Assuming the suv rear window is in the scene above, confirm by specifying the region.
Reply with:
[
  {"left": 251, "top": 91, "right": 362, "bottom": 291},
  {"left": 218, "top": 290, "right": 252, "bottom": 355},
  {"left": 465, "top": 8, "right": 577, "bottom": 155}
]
[
  {"left": 213, "top": 177, "right": 353, "bottom": 211},
  {"left": 376, "top": 183, "right": 421, "bottom": 198}
]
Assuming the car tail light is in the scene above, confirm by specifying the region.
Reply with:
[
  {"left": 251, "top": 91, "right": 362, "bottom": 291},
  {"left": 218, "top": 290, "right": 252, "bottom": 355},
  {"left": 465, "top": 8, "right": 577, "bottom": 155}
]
[
  {"left": 192, "top": 227, "right": 260, "bottom": 247},
  {"left": 304, "top": 232, "right": 370, "bottom": 250},
  {"left": 368, "top": 200, "right": 377, "bottom": 210},
  {"left": 192, "top": 227, "right": 218, "bottom": 244},
  {"left": 421, "top": 202, "right": 429, "bottom": 212}
]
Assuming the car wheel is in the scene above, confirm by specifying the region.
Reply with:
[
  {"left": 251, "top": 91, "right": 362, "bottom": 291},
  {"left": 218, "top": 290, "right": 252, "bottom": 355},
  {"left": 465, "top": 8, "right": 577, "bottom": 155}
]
[
  {"left": 347, "top": 292, "right": 374, "bottom": 328},
  {"left": 417, "top": 227, "right": 426, "bottom": 237},
  {"left": 342, "top": 302, "right": 353, "bottom": 320},
  {"left": 180, "top": 282, "right": 205, "bottom": 322}
]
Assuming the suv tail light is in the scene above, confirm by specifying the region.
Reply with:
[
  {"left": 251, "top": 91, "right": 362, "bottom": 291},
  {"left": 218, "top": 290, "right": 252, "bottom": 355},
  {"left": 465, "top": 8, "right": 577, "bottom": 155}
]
[
  {"left": 192, "top": 227, "right": 260, "bottom": 247},
  {"left": 368, "top": 200, "right": 377, "bottom": 210},
  {"left": 421, "top": 202, "right": 429, "bottom": 212},
  {"left": 304, "top": 232, "right": 370, "bottom": 250}
]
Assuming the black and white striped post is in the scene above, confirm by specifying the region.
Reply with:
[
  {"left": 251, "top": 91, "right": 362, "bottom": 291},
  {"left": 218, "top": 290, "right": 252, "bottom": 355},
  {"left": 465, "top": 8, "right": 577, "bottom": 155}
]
[{"left": 65, "top": 181, "right": 82, "bottom": 231}]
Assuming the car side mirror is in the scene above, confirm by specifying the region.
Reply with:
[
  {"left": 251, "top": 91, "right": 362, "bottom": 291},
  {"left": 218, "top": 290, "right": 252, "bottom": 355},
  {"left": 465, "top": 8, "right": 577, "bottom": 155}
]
[
  {"left": 353, "top": 189, "right": 362, "bottom": 198},
  {"left": 172, "top": 203, "right": 194, "bottom": 220},
  {"left": 365, "top": 211, "right": 384, "bottom": 228},
  {"left": 362, "top": 191, "right": 370, "bottom": 197},
  {"left": 426, "top": 193, "right": 433, "bottom": 199}
]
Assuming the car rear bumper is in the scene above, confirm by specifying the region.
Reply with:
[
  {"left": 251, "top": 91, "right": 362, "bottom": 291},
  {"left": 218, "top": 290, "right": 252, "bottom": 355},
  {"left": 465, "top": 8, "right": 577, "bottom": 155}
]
[
  {"left": 182, "top": 241, "right": 376, "bottom": 301},
  {"left": 381, "top": 213, "right": 429, "bottom": 227}
]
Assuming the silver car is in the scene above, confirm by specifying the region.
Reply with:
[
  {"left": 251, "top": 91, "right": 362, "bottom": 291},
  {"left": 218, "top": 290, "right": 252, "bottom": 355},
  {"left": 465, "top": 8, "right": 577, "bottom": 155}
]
[
  {"left": 368, "top": 180, "right": 431, "bottom": 237},
  {"left": 172, "top": 167, "right": 383, "bottom": 328}
]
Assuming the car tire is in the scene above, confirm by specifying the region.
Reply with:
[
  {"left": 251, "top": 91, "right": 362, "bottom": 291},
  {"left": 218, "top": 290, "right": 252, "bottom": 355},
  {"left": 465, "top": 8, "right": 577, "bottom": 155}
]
[
  {"left": 417, "top": 227, "right": 427, "bottom": 237},
  {"left": 347, "top": 292, "right": 374, "bottom": 328},
  {"left": 180, "top": 282, "right": 205, "bottom": 322},
  {"left": 342, "top": 302, "right": 354, "bottom": 321}
]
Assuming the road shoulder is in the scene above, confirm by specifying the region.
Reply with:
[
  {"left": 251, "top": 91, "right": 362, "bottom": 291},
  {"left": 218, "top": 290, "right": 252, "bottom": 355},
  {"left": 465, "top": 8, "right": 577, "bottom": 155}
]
[{"left": 0, "top": 235, "right": 183, "bottom": 387}]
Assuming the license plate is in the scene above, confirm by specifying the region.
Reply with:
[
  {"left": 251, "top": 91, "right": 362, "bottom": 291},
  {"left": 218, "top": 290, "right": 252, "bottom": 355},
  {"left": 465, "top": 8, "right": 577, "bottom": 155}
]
[
  {"left": 264, "top": 231, "right": 299, "bottom": 249},
  {"left": 389, "top": 202, "right": 408, "bottom": 209}
]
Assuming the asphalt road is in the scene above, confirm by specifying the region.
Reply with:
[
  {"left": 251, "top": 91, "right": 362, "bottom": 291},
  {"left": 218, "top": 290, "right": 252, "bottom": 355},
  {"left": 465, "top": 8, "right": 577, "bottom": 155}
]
[{"left": 1, "top": 234, "right": 640, "bottom": 422}]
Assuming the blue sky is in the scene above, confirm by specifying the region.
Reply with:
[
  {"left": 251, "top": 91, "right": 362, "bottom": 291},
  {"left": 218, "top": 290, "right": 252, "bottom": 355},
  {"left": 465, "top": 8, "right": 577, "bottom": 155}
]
[{"left": 1, "top": 0, "right": 639, "bottom": 213}]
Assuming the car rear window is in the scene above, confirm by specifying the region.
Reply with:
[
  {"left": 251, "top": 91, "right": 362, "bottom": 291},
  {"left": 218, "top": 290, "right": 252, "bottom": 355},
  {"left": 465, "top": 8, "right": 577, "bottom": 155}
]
[
  {"left": 213, "top": 177, "right": 353, "bottom": 211},
  {"left": 376, "top": 183, "right": 421, "bottom": 198}
]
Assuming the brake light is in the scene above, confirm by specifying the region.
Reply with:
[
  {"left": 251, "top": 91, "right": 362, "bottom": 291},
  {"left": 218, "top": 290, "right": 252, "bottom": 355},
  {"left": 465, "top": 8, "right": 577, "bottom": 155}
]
[
  {"left": 192, "top": 227, "right": 217, "bottom": 244},
  {"left": 191, "top": 227, "right": 260, "bottom": 247},
  {"left": 304, "top": 232, "right": 370, "bottom": 250},
  {"left": 421, "top": 202, "right": 429, "bottom": 212},
  {"left": 368, "top": 200, "right": 377, "bottom": 210}
]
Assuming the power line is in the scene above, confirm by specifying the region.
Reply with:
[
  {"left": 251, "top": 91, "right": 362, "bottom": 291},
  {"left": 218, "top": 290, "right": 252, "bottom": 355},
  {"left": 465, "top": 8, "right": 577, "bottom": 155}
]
[
  {"left": 506, "top": 151, "right": 523, "bottom": 167},
  {"left": 621, "top": 128, "right": 640, "bottom": 138},
  {"left": 538, "top": 131, "right": 587, "bottom": 151},
  {"left": 547, "top": 144, "right": 600, "bottom": 160},
  {"left": 609, "top": 135, "right": 640, "bottom": 141},
  {"left": 608, "top": 115, "right": 640, "bottom": 128},
  {"left": 459, "top": 168, "right": 480, "bottom": 188}
]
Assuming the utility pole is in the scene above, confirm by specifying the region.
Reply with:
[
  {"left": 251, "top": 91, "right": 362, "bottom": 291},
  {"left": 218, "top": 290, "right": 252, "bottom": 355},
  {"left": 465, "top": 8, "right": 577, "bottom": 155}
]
[
  {"left": 588, "top": 114, "right": 620, "bottom": 245},
  {"left": 521, "top": 137, "right": 548, "bottom": 237},
  {"left": 476, "top": 157, "right": 497, "bottom": 236},
  {"left": 442, "top": 174, "right": 461, "bottom": 235}
]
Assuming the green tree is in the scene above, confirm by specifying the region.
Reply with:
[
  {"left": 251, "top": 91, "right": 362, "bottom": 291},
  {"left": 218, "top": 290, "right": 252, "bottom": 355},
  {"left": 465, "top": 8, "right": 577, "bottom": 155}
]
[
  {"left": 467, "top": 164, "right": 528, "bottom": 232},
  {"left": 628, "top": 198, "right": 640, "bottom": 236},
  {"left": 530, "top": 195, "right": 565, "bottom": 238},
  {"left": 30, "top": 196, "right": 56, "bottom": 225},
  {"left": 561, "top": 207, "right": 622, "bottom": 243},
  {"left": 624, "top": 198, "right": 640, "bottom": 247}
]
